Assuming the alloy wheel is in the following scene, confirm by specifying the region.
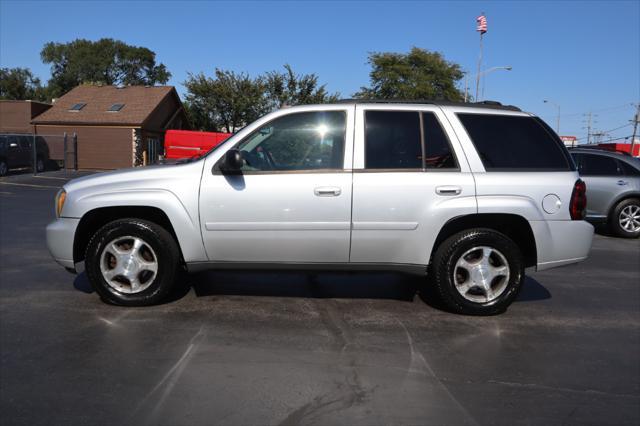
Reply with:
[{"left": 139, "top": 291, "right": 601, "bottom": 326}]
[
  {"left": 453, "top": 246, "right": 511, "bottom": 303},
  {"left": 619, "top": 204, "right": 640, "bottom": 233},
  {"left": 99, "top": 236, "right": 158, "bottom": 294}
]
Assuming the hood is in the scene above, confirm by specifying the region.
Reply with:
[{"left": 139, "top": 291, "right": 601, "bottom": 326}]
[{"left": 64, "top": 160, "right": 205, "bottom": 194}]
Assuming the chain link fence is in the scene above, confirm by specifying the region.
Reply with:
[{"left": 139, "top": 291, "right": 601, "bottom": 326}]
[{"left": 0, "top": 132, "right": 77, "bottom": 176}]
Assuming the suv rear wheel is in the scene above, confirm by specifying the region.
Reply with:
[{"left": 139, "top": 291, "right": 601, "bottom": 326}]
[
  {"left": 0, "top": 159, "right": 7, "bottom": 176},
  {"left": 610, "top": 198, "right": 640, "bottom": 238},
  {"left": 431, "top": 228, "right": 524, "bottom": 315},
  {"left": 85, "top": 218, "right": 180, "bottom": 306}
]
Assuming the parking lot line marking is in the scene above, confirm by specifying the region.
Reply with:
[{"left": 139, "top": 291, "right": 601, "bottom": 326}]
[
  {"left": 33, "top": 176, "right": 70, "bottom": 180},
  {"left": 0, "top": 191, "right": 12, "bottom": 195},
  {"left": 0, "top": 182, "right": 60, "bottom": 189}
]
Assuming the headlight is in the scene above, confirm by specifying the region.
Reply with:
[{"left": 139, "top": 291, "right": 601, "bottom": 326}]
[{"left": 55, "top": 189, "right": 66, "bottom": 218}]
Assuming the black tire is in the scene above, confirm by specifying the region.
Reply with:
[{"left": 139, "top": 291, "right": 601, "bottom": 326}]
[
  {"left": 36, "top": 156, "right": 45, "bottom": 172},
  {"left": 609, "top": 198, "right": 640, "bottom": 238},
  {"left": 430, "top": 228, "right": 525, "bottom": 315},
  {"left": 0, "top": 159, "right": 7, "bottom": 176},
  {"left": 85, "top": 218, "right": 180, "bottom": 306}
]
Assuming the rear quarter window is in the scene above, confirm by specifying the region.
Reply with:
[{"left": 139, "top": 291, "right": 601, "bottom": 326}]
[
  {"left": 618, "top": 159, "right": 640, "bottom": 176},
  {"left": 457, "top": 114, "right": 573, "bottom": 171}
]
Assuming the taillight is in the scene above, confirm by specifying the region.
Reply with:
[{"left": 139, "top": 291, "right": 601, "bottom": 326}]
[{"left": 570, "top": 179, "right": 587, "bottom": 220}]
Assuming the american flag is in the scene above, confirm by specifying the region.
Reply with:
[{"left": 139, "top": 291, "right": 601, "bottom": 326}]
[{"left": 476, "top": 14, "right": 487, "bottom": 34}]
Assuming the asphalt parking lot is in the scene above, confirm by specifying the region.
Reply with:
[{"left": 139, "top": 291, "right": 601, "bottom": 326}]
[{"left": 1, "top": 170, "right": 639, "bottom": 426}]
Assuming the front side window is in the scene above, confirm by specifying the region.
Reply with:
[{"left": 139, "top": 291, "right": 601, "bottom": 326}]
[
  {"left": 232, "top": 111, "right": 346, "bottom": 172},
  {"left": 458, "top": 114, "right": 572, "bottom": 171},
  {"left": 365, "top": 111, "right": 422, "bottom": 169}
]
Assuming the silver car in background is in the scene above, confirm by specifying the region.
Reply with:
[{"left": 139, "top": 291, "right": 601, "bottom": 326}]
[{"left": 570, "top": 148, "right": 640, "bottom": 238}]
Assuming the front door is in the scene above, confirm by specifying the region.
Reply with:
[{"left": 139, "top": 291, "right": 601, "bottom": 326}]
[{"left": 199, "top": 107, "right": 354, "bottom": 263}]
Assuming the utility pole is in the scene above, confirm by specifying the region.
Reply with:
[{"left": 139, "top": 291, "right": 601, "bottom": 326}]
[
  {"left": 464, "top": 73, "right": 469, "bottom": 102},
  {"left": 630, "top": 104, "right": 639, "bottom": 157},
  {"left": 592, "top": 131, "right": 607, "bottom": 144},
  {"left": 583, "top": 112, "right": 597, "bottom": 145},
  {"left": 544, "top": 100, "right": 561, "bottom": 134}
]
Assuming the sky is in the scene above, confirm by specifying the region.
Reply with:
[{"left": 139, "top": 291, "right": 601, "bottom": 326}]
[{"left": 1, "top": 0, "right": 638, "bottom": 142}]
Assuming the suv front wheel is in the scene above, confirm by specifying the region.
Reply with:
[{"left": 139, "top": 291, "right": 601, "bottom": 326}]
[
  {"left": 431, "top": 228, "right": 524, "bottom": 315},
  {"left": 85, "top": 218, "right": 180, "bottom": 306}
]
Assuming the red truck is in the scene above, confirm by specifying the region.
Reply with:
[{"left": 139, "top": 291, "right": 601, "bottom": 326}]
[{"left": 164, "top": 130, "right": 231, "bottom": 160}]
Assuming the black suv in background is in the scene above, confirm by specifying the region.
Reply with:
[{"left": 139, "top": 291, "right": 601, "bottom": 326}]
[{"left": 0, "top": 134, "right": 50, "bottom": 176}]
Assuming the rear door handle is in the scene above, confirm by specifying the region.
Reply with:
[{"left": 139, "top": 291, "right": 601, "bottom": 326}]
[
  {"left": 314, "top": 186, "right": 341, "bottom": 197},
  {"left": 436, "top": 186, "right": 462, "bottom": 196},
  {"left": 617, "top": 180, "right": 628, "bottom": 186}
]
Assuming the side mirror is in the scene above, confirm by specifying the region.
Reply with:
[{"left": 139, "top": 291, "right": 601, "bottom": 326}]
[{"left": 220, "top": 149, "right": 244, "bottom": 172}]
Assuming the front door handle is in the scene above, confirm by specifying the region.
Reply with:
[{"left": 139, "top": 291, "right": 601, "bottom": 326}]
[
  {"left": 314, "top": 186, "right": 341, "bottom": 197},
  {"left": 436, "top": 186, "right": 462, "bottom": 196},
  {"left": 617, "top": 180, "right": 628, "bottom": 186}
]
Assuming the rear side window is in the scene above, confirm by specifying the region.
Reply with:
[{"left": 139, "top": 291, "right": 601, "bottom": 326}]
[
  {"left": 458, "top": 114, "right": 572, "bottom": 171},
  {"left": 365, "top": 111, "right": 422, "bottom": 169},
  {"left": 423, "top": 112, "right": 457, "bottom": 169},
  {"left": 574, "top": 153, "right": 621, "bottom": 176},
  {"left": 18, "top": 136, "right": 31, "bottom": 149}
]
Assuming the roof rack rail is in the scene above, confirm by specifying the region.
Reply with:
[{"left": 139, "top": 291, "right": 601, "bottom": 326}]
[{"left": 335, "top": 98, "right": 521, "bottom": 111}]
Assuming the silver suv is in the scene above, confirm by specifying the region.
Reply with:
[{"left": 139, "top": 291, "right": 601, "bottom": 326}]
[
  {"left": 46, "top": 100, "right": 594, "bottom": 315},
  {"left": 570, "top": 148, "right": 640, "bottom": 238}
]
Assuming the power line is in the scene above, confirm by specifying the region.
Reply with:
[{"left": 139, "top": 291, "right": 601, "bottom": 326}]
[
  {"left": 597, "top": 122, "right": 633, "bottom": 134},
  {"left": 554, "top": 102, "right": 636, "bottom": 118},
  {"left": 581, "top": 135, "right": 633, "bottom": 145}
]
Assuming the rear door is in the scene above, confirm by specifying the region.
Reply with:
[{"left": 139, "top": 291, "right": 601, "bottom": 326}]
[
  {"left": 350, "top": 105, "right": 476, "bottom": 266},
  {"left": 572, "top": 153, "right": 627, "bottom": 218},
  {"left": 17, "top": 136, "right": 32, "bottom": 167}
]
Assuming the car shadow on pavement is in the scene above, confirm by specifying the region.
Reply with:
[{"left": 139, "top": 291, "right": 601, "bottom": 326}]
[
  {"left": 71, "top": 269, "right": 552, "bottom": 308},
  {"left": 73, "top": 272, "right": 94, "bottom": 294},
  {"left": 593, "top": 223, "right": 615, "bottom": 237},
  {"left": 515, "top": 276, "right": 552, "bottom": 302},
  {"left": 189, "top": 270, "right": 420, "bottom": 301}
]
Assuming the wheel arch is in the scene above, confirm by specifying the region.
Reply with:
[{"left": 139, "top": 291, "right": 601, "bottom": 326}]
[
  {"left": 73, "top": 206, "right": 183, "bottom": 264},
  {"left": 431, "top": 213, "right": 537, "bottom": 268},
  {"left": 607, "top": 192, "right": 640, "bottom": 220}
]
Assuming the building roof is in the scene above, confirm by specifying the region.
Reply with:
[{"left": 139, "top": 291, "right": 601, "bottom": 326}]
[{"left": 32, "top": 85, "right": 179, "bottom": 126}]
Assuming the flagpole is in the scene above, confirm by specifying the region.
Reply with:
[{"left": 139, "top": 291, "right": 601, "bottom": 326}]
[{"left": 475, "top": 31, "right": 483, "bottom": 101}]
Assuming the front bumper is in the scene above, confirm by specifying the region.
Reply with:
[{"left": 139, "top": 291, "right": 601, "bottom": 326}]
[
  {"left": 531, "top": 220, "right": 594, "bottom": 271},
  {"left": 46, "top": 217, "right": 80, "bottom": 270}
]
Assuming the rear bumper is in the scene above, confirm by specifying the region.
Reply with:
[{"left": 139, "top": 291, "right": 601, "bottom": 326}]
[
  {"left": 530, "top": 220, "right": 594, "bottom": 271},
  {"left": 46, "top": 217, "right": 80, "bottom": 270}
]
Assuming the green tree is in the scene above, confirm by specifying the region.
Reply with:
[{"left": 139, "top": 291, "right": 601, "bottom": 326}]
[
  {"left": 0, "top": 67, "right": 47, "bottom": 101},
  {"left": 354, "top": 47, "right": 464, "bottom": 101},
  {"left": 41, "top": 38, "right": 171, "bottom": 97},
  {"left": 183, "top": 70, "right": 267, "bottom": 133},
  {"left": 183, "top": 65, "right": 338, "bottom": 132},
  {"left": 264, "top": 64, "right": 339, "bottom": 110}
]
